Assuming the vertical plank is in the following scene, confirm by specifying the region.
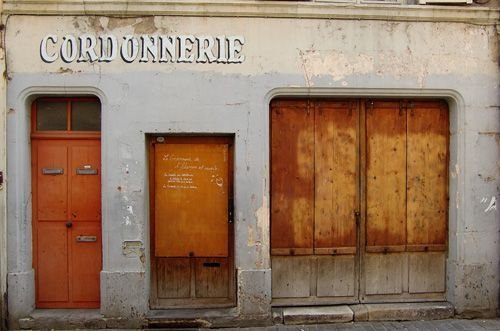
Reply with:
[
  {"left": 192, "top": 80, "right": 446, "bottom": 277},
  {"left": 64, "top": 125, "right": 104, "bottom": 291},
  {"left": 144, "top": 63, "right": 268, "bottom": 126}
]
[
  {"left": 70, "top": 142, "right": 101, "bottom": 221},
  {"left": 364, "top": 253, "right": 403, "bottom": 295},
  {"left": 317, "top": 256, "right": 355, "bottom": 297},
  {"left": 70, "top": 222, "right": 101, "bottom": 304},
  {"left": 407, "top": 102, "right": 448, "bottom": 250},
  {"left": 37, "top": 222, "right": 69, "bottom": 303},
  {"left": 154, "top": 142, "right": 229, "bottom": 257},
  {"left": 271, "top": 100, "right": 314, "bottom": 255},
  {"left": 36, "top": 142, "right": 68, "bottom": 221},
  {"left": 409, "top": 252, "right": 446, "bottom": 293},
  {"left": 195, "top": 258, "right": 229, "bottom": 298},
  {"left": 314, "top": 101, "right": 358, "bottom": 254},
  {"left": 366, "top": 101, "right": 406, "bottom": 251},
  {"left": 156, "top": 258, "right": 191, "bottom": 299},
  {"left": 271, "top": 256, "right": 312, "bottom": 298}
]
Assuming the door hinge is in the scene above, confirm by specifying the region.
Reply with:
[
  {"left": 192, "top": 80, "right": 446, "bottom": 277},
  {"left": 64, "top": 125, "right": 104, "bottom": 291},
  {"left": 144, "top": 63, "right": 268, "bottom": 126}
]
[
  {"left": 0, "top": 171, "right": 3, "bottom": 187},
  {"left": 228, "top": 199, "right": 234, "bottom": 224},
  {"left": 366, "top": 100, "right": 374, "bottom": 112},
  {"left": 349, "top": 100, "right": 355, "bottom": 117},
  {"left": 399, "top": 101, "right": 406, "bottom": 116}
]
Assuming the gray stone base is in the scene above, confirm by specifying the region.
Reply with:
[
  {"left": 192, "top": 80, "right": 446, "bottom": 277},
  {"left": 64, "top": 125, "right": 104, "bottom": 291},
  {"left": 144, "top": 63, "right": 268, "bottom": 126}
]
[
  {"left": 147, "top": 308, "right": 273, "bottom": 328},
  {"left": 17, "top": 309, "right": 144, "bottom": 329},
  {"left": 7, "top": 270, "right": 35, "bottom": 329},
  {"left": 100, "top": 271, "right": 147, "bottom": 318},
  {"left": 354, "top": 302, "right": 454, "bottom": 321},
  {"left": 282, "top": 306, "right": 354, "bottom": 325},
  {"left": 273, "top": 302, "right": 454, "bottom": 325}
]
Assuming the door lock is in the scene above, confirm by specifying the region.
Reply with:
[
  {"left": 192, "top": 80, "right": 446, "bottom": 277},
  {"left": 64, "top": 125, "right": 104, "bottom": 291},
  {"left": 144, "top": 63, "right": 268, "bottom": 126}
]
[
  {"left": 354, "top": 210, "right": 361, "bottom": 226},
  {"left": 65, "top": 221, "right": 73, "bottom": 228}
]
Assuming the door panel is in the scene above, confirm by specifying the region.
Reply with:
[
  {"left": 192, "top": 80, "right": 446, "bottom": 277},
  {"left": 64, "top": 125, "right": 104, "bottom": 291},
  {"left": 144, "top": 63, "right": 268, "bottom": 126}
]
[
  {"left": 71, "top": 222, "right": 101, "bottom": 302},
  {"left": 154, "top": 143, "right": 229, "bottom": 257},
  {"left": 366, "top": 102, "right": 407, "bottom": 252},
  {"left": 33, "top": 139, "right": 101, "bottom": 308},
  {"left": 407, "top": 102, "right": 448, "bottom": 251},
  {"left": 156, "top": 258, "right": 191, "bottom": 299},
  {"left": 194, "top": 258, "right": 230, "bottom": 298},
  {"left": 70, "top": 144, "right": 101, "bottom": 221},
  {"left": 271, "top": 100, "right": 315, "bottom": 255},
  {"left": 36, "top": 222, "right": 69, "bottom": 303},
  {"left": 314, "top": 101, "right": 358, "bottom": 254},
  {"left": 317, "top": 256, "right": 356, "bottom": 297},
  {"left": 364, "top": 253, "right": 404, "bottom": 295},
  {"left": 408, "top": 252, "right": 446, "bottom": 294},
  {"left": 36, "top": 144, "right": 68, "bottom": 221},
  {"left": 271, "top": 256, "right": 312, "bottom": 298}
]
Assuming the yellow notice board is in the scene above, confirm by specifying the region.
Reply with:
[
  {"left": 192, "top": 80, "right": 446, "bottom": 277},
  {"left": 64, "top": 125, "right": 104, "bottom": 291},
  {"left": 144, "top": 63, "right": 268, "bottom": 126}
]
[{"left": 154, "top": 142, "right": 229, "bottom": 257}]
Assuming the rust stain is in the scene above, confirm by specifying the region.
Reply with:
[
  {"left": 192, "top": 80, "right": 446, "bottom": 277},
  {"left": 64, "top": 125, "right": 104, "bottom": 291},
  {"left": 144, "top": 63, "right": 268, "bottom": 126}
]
[
  {"left": 133, "top": 17, "right": 157, "bottom": 34},
  {"left": 88, "top": 17, "right": 106, "bottom": 33},
  {"left": 57, "top": 67, "right": 76, "bottom": 74},
  {"left": 478, "top": 174, "right": 496, "bottom": 183},
  {"left": 108, "top": 17, "right": 157, "bottom": 34},
  {"left": 107, "top": 17, "right": 139, "bottom": 31}
]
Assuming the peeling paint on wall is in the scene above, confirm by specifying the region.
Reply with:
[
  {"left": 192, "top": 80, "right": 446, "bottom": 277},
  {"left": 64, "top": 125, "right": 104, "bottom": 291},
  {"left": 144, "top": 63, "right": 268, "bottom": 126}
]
[
  {"left": 300, "top": 50, "right": 374, "bottom": 83},
  {"left": 253, "top": 181, "right": 270, "bottom": 269}
]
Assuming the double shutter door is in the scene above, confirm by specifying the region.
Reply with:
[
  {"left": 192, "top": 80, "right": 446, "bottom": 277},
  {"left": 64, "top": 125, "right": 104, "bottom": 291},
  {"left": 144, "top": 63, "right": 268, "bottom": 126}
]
[{"left": 271, "top": 99, "right": 448, "bottom": 304}]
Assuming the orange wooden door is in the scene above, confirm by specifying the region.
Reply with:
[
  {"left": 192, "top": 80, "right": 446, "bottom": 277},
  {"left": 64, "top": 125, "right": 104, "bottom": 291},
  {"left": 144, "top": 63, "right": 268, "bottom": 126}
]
[
  {"left": 33, "top": 139, "right": 101, "bottom": 308},
  {"left": 154, "top": 139, "right": 229, "bottom": 257},
  {"left": 150, "top": 136, "right": 235, "bottom": 308}
]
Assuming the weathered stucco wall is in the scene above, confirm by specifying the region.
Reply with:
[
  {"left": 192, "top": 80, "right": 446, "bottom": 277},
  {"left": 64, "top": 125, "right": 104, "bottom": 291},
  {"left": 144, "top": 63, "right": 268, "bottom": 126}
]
[
  {"left": 5, "top": 12, "right": 499, "bottom": 324},
  {"left": 0, "top": 0, "right": 6, "bottom": 328}
]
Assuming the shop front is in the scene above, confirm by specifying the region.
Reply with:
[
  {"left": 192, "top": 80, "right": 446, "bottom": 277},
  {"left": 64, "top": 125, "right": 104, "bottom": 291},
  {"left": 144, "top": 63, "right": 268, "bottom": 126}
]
[{"left": 4, "top": 3, "right": 499, "bottom": 328}]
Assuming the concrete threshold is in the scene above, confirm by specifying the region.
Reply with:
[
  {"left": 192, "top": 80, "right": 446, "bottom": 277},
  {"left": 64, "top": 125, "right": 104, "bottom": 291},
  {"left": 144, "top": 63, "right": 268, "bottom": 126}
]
[
  {"left": 351, "top": 302, "right": 454, "bottom": 321},
  {"left": 147, "top": 308, "right": 272, "bottom": 329},
  {"left": 281, "top": 306, "right": 354, "bottom": 325},
  {"left": 274, "top": 302, "right": 454, "bottom": 325},
  {"left": 16, "top": 309, "right": 144, "bottom": 329}
]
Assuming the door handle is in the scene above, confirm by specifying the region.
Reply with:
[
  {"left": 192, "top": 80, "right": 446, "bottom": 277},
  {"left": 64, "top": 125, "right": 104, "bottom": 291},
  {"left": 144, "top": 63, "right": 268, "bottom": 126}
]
[{"left": 65, "top": 221, "right": 73, "bottom": 228}]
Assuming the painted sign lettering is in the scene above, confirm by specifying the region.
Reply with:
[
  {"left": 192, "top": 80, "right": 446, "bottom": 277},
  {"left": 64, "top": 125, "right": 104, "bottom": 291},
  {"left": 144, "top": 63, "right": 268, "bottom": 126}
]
[{"left": 40, "top": 34, "right": 245, "bottom": 64}]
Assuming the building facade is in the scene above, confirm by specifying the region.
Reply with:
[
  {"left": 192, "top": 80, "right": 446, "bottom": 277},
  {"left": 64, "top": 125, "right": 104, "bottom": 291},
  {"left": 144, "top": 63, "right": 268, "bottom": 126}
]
[{"left": 2, "top": 0, "right": 499, "bottom": 328}]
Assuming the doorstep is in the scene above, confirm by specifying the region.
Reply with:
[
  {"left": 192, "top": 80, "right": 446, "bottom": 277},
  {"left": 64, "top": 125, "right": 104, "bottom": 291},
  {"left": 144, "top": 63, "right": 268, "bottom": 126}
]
[
  {"left": 280, "top": 305, "right": 354, "bottom": 325},
  {"left": 273, "top": 302, "right": 454, "bottom": 325},
  {"left": 16, "top": 309, "right": 143, "bottom": 330},
  {"left": 351, "top": 302, "right": 454, "bottom": 321},
  {"left": 146, "top": 308, "right": 272, "bottom": 329}
]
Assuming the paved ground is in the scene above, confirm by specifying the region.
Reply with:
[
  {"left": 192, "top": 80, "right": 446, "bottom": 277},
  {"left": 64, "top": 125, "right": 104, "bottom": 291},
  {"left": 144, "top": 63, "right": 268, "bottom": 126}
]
[{"left": 201, "top": 319, "right": 500, "bottom": 331}]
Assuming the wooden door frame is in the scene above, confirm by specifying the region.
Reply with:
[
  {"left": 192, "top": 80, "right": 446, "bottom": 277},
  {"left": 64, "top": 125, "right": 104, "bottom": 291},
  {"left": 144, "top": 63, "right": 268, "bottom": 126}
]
[
  {"left": 31, "top": 97, "right": 102, "bottom": 308},
  {"left": 148, "top": 135, "right": 236, "bottom": 309}
]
